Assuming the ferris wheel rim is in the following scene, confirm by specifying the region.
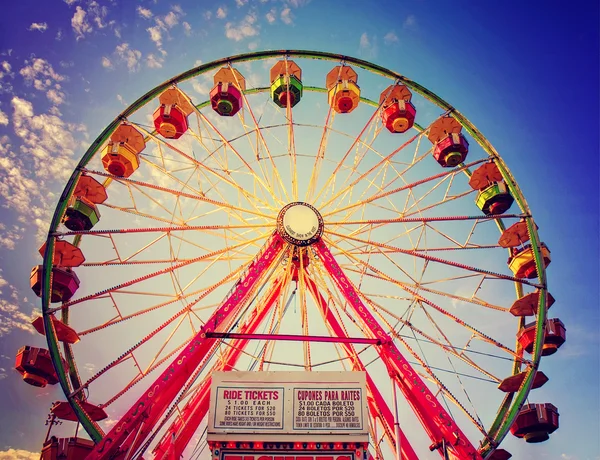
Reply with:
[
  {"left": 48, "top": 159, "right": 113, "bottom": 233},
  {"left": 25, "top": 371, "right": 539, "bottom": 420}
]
[{"left": 38, "top": 49, "right": 550, "bottom": 458}]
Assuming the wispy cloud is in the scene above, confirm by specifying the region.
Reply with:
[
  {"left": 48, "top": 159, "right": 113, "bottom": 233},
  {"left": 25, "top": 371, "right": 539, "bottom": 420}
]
[
  {"left": 145, "top": 6, "right": 187, "bottom": 55},
  {"left": 0, "top": 448, "right": 40, "bottom": 459},
  {"left": 71, "top": 6, "right": 92, "bottom": 40},
  {"left": 19, "top": 58, "right": 66, "bottom": 106},
  {"left": 28, "top": 22, "right": 48, "bottom": 32},
  {"left": 383, "top": 31, "right": 399, "bottom": 45},
  {"left": 0, "top": 271, "right": 38, "bottom": 337},
  {"left": 358, "top": 32, "right": 378, "bottom": 59},
  {"left": 115, "top": 43, "right": 142, "bottom": 72},
  {"left": 225, "top": 13, "right": 259, "bottom": 41},
  {"left": 137, "top": 6, "right": 153, "bottom": 20},
  {"left": 265, "top": 8, "right": 276, "bottom": 24},
  {"left": 216, "top": 7, "right": 227, "bottom": 19},
  {"left": 403, "top": 14, "right": 417, "bottom": 30},
  {"left": 146, "top": 53, "right": 164, "bottom": 69},
  {"left": 280, "top": 7, "right": 293, "bottom": 25},
  {"left": 101, "top": 56, "right": 113, "bottom": 69}
]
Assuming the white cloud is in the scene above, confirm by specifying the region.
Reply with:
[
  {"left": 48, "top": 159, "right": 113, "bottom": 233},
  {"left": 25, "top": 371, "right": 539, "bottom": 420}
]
[
  {"left": 101, "top": 56, "right": 113, "bottom": 69},
  {"left": 1, "top": 61, "right": 12, "bottom": 74},
  {"left": 147, "top": 24, "right": 163, "bottom": 51},
  {"left": 19, "top": 58, "right": 66, "bottom": 105},
  {"left": 0, "top": 274, "right": 38, "bottom": 337},
  {"left": 225, "top": 13, "right": 259, "bottom": 41},
  {"left": 403, "top": 14, "right": 417, "bottom": 30},
  {"left": 265, "top": 9, "right": 276, "bottom": 23},
  {"left": 0, "top": 223, "right": 25, "bottom": 250},
  {"left": 28, "top": 22, "right": 48, "bottom": 32},
  {"left": 216, "top": 7, "right": 227, "bottom": 19},
  {"left": 359, "top": 32, "right": 370, "bottom": 49},
  {"left": 248, "top": 41, "right": 258, "bottom": 51},
  {"left": 280, "top": 7, "right": 292, "bottom": 24},
  {"left": 164, "top": 11, "right": 179, "bottom": 28},
  {"left": 0, "top": 448, "right": 39, "bottom": 459},
  {"left": 182, "top": 21, "right": 192, "bottom": 36},
  {"left": 88, "top": 1, "right": 109, "bottom": 29},
  {"left": 0, "top": 97, "right": 87, "bottom": 242},
  {"left": 55, "top": 29, "right": 63, "bottom": 41},
  {"left": 137, "top": 6, "right": 153, "bottom": 19},
  {"left": 146, "top": 53, "right": 164, "bottom": 69},
  {"left": 0, "top": 110, "right": 7, "bottom": 126},
  {"left": 358, "top": 32, "right": 378, "bottom": 59},
  {"left": 46, "top": 88, "right": 66, "bottom": 105},
  {"left": 64, "top": 0, "right": 77, "bottom": 4},
  {"left": 115, "top": 43, "right": 142, "bottom": 72},
  {"left": 203, "top": 10, "right": 212, "bottom": 20},
  {"left": 71, "top": 6, "right": 92, "bottom": 40},
  {"left": 384, "top": 31, "right": 399, "bottom": 44},
  {"left": 19, "top": 58, "right": 65, "bottom": 89},
  {"left": 235, "top": 0, "right": 248, "bottom": 6}
]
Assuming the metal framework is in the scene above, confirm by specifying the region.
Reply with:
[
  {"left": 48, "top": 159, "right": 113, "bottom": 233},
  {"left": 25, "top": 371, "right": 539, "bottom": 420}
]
[{"left": 37, "top": 50, "right": 551, "bottom": 460}]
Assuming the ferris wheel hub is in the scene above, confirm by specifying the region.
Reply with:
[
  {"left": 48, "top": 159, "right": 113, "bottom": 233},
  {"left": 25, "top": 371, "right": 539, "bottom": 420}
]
[{"left": 276, "top": 202, "right": 324, "bottom": 246}]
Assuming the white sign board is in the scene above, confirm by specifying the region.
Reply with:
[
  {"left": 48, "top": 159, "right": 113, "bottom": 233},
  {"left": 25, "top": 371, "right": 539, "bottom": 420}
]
[{"left": 208, "top": 371, "right": 368, "bottom": 442}]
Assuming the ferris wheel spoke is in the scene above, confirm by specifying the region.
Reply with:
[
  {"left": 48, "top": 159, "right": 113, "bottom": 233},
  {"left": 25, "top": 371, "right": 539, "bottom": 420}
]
[
  {"left": 228, "top": 64, "right": 291, "bottom": 204},
  {"left": 333, "top": 243, "right": 528, "bottom": 364},
  {"left": 48, "top": 234, "right": 266, "bottom": 314},
  {"left": 312, "top": 98, "right": 388, "bottom": 206},
  {"left": 304, "top": 91, "right": 336, "bottom": 203},
  {"left": 326, "top": 229, "right": 539, "bottom": 287},
  {"left": 322, "top": 158, "right": 488, "bottom": 219},
  {"left": 317, "top": 128, "right": 425, "bottom": 214},
  {"left": 186, "top": 106, "right": 284, "bottom": 207},
  {"left": 343, "top": 268, "right": 509, "bottom": 313},
  {"left": 325, "top": 213, "right": 523, "bottom": 227},
  {"left": 134, "top": 123, "right": 276, "bottom": 218},
  {"left": 85, "top": 168, "right": 273, "bottom": 222},
  {"left": 57, "top": 222, "right": 273, "bottom": 239},
  {"left": 365, "top": 295, "right": 503, "bottom": 383}
]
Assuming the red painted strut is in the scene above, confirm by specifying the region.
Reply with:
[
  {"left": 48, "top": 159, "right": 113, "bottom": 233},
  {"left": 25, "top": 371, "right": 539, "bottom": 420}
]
[
  {"left": 315, "top": 239, "right": 482, "bottom": 460},
  {"left": 86, "top": 233, "right": 285, "bottom": 460},
  {"left": 205, "top": 331, "right": 382, "bottom": 345},
  {"left": 152, "top": 277, "right": 286, "bottom": 460}
]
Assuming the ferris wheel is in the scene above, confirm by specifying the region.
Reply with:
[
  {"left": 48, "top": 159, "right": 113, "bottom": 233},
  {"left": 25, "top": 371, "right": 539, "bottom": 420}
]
[{"left": 15, "top": 50, "right": 565, "bottom": 460}]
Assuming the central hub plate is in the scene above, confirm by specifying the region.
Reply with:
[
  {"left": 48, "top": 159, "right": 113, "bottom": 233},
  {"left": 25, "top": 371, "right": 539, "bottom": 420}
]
[{"left": 276, "top": 202, "right": 324, "bottom": 246}]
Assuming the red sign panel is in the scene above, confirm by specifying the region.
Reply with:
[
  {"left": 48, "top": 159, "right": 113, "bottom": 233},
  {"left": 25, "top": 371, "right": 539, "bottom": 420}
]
[{"left": 221, "top": 453, "right": 356, "bottom": 460}]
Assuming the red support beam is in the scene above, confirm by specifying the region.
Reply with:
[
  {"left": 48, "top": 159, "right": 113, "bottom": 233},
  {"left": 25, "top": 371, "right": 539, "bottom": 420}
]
[
  {"left": 152, "top": 277, "right": 288, "bottom": 460},
  {"left": 314, "top": 240, "right": 482, "bottom": 460},
  {"left": 303, "top": 275, "right": 418, "bottom": 460},
  {"left": 205, "top": 332, "right": 382, "bottom": 345},
  {"left": 87, "top": 233, "right": 285, "bottom": 460}
]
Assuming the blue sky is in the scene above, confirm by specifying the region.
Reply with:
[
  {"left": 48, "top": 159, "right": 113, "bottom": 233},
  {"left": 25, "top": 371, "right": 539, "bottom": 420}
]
[{"left": 0, "top": 1, "right": 598, "bottom": 459}]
